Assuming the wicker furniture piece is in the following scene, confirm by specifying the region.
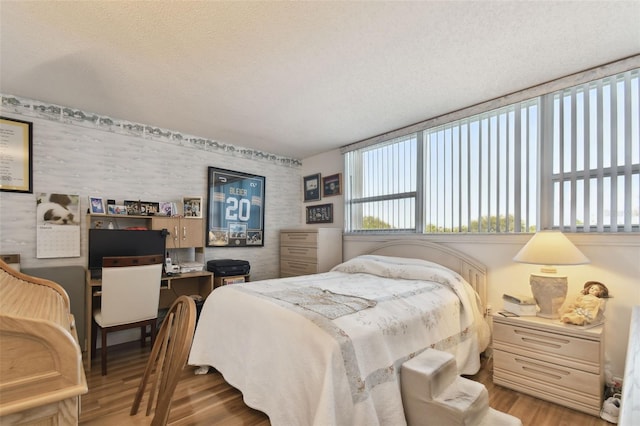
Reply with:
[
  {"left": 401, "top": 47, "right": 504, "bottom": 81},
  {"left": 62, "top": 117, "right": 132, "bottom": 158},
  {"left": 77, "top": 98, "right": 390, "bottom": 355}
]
[{"left": 0, "top": 259, "right": 87, "bottom": 425}]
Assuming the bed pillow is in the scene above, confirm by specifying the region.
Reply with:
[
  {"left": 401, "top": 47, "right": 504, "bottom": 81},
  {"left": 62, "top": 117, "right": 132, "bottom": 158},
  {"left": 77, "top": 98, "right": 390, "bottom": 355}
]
[{"left": 331, "top": 254, "right": 462, "bottom": 283}]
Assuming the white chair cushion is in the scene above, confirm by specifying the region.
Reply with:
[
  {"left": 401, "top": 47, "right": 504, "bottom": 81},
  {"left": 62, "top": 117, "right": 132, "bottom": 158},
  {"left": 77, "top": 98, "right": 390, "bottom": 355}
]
[{"left": 98, "top": 263, "right": 162, "bottom": 327}]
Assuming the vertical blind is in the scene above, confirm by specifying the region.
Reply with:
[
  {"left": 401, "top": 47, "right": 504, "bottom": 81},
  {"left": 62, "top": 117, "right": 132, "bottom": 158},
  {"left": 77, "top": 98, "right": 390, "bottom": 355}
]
[
  {"left": 548, "top": 69, "right": 639, "bottom": 232},
  {"left": 344, "top": 134, "right": 418, "bottom": 231},
  {"left": 344, "top": 67, "right": 639, "bottom": 234},
  {"left": 423, "top": 100, "right": 539, "bottom": 232}
]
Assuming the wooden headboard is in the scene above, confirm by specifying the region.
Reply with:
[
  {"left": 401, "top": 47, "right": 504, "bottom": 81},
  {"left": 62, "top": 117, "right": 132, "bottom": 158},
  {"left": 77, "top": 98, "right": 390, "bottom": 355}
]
[{"left": 366, "top": 240, "right": 487, "bottom": 313}]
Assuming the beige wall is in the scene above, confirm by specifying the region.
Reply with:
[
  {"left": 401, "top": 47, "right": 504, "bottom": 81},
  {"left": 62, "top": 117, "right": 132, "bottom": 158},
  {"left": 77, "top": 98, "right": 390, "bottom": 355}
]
[{"left": 300, "top": 150, "right": 344, "bottom": 229}]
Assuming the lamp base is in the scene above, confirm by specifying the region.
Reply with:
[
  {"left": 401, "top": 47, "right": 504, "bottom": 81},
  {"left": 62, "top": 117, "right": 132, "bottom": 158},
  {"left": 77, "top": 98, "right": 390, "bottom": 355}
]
[{"left": 530, "top": 273, "right": 567, "bottom": 319}]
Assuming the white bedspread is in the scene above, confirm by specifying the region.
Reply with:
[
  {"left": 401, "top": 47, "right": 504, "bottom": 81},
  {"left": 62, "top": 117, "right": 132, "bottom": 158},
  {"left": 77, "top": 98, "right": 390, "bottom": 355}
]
[{"left": 188, "top": 255, "right": 489, "bottom": 426}]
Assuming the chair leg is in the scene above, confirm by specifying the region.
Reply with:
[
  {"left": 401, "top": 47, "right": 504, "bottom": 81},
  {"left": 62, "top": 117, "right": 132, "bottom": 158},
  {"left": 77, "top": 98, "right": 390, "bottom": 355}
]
[
  {"left": 150, "top": 320, "right": 157, "bottom": 348},
  {"left": 91, "top": 319, "right": 98, "bottom": 359},
  {"left": 101, "top": 327, "right": 108, "bottom": 376},
  {"left": 141, "top": 325, "right": 146, "bottom": 347}
]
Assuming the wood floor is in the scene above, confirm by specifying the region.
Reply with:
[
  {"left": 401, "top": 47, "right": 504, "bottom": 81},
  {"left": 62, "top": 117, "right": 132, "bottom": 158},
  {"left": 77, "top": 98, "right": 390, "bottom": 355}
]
[{"left": 79, "top": 342, "right": 612, "bottom": 426}]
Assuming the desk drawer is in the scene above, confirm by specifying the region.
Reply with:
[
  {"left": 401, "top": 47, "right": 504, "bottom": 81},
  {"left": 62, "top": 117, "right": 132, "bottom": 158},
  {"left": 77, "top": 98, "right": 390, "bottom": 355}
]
[
  {"left": 493, "top": 321, "right": 600, "bottom": 365},
  {"left": 281, "top": 232, "right": 318, "bottom": 247}
]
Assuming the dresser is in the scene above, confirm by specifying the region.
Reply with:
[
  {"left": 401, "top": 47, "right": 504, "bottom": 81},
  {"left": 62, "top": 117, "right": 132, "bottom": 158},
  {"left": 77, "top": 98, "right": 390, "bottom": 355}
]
[
  {"left": 492, "top": 313, "right": 603, "bottom": 416},
  {"left": 280, "top": 228, "right": 342, "bottom": 277}
]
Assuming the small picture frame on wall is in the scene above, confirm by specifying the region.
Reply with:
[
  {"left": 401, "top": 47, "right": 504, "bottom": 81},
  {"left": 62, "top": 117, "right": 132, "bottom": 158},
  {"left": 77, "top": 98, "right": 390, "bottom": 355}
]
[
  {"left": 303, "top": 173, "right": 321, "bottom": 202},
  {"left": 306, "top": 203, "right": 333, "bottom": 224},
  {"left": 89, "top": 196, "right": 105, "bottom": 214},
  {"left": 322, "top": 173, "right": 342, "bottom": 197},
  {"left": 183, "top": 196, "right": 203, "bottom": 218}
]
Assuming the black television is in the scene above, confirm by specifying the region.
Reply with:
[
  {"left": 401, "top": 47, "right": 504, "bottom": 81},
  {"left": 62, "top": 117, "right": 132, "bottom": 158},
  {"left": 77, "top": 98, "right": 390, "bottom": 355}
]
[{"left": 88, "top": 229, "right": 166, "bottom": 275}]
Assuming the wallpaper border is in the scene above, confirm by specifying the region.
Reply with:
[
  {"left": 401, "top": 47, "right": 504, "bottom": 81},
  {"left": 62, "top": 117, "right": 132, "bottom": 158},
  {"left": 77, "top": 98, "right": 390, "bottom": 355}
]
[{"left": 1, "top": 94, "right": 302, "bottom": 168}]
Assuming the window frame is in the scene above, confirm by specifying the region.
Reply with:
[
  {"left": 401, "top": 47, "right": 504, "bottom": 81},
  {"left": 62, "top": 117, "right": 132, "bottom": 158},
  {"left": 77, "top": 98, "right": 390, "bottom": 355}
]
[{"left": 343, "top": 64, "right": 639, "bottom": 235}]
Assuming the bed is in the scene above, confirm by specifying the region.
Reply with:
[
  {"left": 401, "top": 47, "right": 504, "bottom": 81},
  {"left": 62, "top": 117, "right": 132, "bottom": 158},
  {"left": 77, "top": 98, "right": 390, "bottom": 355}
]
[{"left": 188, "top": 241, "right": 490, "bottom": 425}]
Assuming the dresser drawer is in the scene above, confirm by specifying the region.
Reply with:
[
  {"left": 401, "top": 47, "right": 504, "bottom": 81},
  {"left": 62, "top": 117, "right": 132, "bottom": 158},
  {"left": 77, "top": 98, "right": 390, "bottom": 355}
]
[
  {"left": 494, "top": 350, "right": 601, "bottom": 398},
  {"left": 281, "top": 245, "right": 318, "bottom": 261},
  {"left": 493, "top": 320, "right": 600, "bottom": 366},
  {"left": 281, "top": 232, "right": 318, "bottom": 247},
  {"left": 280, "top": 259, "right": 317, "bottom": 276}
]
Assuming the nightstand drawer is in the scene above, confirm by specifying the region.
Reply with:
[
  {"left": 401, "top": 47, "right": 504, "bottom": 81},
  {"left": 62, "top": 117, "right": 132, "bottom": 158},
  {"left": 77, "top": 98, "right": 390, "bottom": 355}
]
[
  {"left": 281, "top": 245, "right": 317, "bottom": 261},
  {"left": 494, "top": 350, "right": 601, "bottom": 397},
  {"left": 281, "top": 232, "right": 318, "bottom": 247},
  {"left": 493, "top": 321, "right": 600, "bottom": 366}
]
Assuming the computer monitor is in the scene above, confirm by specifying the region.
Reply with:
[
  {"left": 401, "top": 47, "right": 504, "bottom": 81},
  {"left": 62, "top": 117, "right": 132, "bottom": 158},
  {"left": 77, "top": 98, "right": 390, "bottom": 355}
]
[{"left": 88, "top": 229, "right": 166, "bottom": 274}]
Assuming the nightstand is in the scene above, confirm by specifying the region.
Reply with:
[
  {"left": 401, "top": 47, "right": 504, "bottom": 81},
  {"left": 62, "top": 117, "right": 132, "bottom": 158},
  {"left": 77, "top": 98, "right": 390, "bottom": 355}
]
[{"left": 492, "top": 313, "right": 604, "bottom": 416}]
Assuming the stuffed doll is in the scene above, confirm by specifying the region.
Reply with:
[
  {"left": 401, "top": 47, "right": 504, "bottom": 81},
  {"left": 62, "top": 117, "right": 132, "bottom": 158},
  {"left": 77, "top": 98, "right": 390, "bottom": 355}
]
[{"left": 560, "top": 281, "right": 609, "bottom": 326}]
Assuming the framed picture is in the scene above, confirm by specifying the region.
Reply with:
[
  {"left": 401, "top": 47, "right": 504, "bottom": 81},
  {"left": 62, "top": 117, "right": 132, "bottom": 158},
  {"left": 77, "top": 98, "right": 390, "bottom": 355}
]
[
  {"left": 0, "top": 117, "right": 33, "bottom": 193},
  {"left": 183, "top": 196, "right": 203, "bottom": 218},
  {"left": 124, "top": 200, "right": 141, "bottom": 215},
  {"left": 303, "top": 173, "right": 321, "bottom": 202},
  {"left": 36, "top": 193, "right": 81, "bottom": 258},
  {"left": 207, "top": 167, "right": 265, "bottom": 247},
  {"left": 107, "top": 204, "right": 127, "bottom": 215},
  {"left": 140, "top": 201, "right": 160, "bottom": 216},
  {"left": 322, "top": 173, "right": 342, "bottom": 197},
  {"left": 89, "top": 196, "right": 105, "bottom": 214},
  {"left": 159, "top": 201, "right": 173, "bottom": 216},
  {"left": 306, "top": 203, "right": 333, "bottom": 224}
]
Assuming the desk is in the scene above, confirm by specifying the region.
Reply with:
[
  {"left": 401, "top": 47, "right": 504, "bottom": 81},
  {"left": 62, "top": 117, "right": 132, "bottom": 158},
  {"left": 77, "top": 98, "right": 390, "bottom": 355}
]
[{"left": 84, "top": 270, "right": 213, "bottom": 370}]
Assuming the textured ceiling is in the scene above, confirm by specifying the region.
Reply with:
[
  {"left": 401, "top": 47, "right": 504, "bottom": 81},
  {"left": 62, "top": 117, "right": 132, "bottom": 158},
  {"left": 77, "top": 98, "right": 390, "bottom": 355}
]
[{"left": 1, "top": 1, "right": 639, "bottom": 159}]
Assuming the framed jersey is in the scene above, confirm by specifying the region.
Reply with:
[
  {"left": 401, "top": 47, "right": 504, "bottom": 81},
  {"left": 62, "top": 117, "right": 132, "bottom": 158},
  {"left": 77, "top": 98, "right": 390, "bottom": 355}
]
[{"left": 206, "top": 167, "right": 265, "bottom": 247}]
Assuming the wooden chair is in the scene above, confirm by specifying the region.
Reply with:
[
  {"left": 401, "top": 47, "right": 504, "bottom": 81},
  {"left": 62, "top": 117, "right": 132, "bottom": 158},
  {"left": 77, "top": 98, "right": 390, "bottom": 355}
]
[
  {"left": 92, "top": 254, "right": 164, "bottom": 375},
  {"left": 82, "top": 295, "right": 196, "bottom": 425},
  {"left": 130, "top": 295, "right": 196, "bottom": 426}
]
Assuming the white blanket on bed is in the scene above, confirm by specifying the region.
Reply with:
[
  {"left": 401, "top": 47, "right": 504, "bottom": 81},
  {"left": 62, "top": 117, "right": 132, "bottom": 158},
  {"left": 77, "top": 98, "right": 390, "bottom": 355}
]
[{"left": 188, "top": 255, "right": 488, "bottom": 426}]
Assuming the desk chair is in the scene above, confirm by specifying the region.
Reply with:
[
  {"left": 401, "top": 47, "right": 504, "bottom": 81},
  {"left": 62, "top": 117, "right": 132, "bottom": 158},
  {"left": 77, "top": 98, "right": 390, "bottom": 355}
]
[{"left": 92, "top": 254, "right": 163, "bottom": 375}]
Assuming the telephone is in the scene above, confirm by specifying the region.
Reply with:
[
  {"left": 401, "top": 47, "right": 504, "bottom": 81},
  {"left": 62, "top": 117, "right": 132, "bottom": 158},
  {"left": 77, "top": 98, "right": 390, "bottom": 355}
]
[{"left": 502, "top": 293, "right": 536, "bottom": 305}]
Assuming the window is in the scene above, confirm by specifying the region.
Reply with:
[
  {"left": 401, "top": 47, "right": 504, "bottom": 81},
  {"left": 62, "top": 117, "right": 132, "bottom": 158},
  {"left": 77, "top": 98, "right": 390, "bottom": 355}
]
[
  {"left": 344, "top": 68, "right": 639, "bottom": 234},
  {"left": 344, "top": 134, "right": 418, "bottom": 231},
  {"left": 423, "top": 101, "right": 538, "bottom": 232},
  {"left": 545, "top": 69, "right": 639, "bottom": 232}
]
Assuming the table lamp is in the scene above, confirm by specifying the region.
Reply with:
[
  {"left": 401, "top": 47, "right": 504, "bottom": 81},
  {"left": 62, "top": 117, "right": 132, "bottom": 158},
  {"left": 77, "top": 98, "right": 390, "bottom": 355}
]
[{"left": 513, "top": 230, "right": 590, "bottom": 318}]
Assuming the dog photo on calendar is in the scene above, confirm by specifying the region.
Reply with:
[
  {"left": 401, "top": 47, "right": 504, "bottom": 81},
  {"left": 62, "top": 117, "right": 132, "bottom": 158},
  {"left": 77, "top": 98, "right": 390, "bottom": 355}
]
[{"left": 36, "top": 193, "right": 80, "bottom": 226}]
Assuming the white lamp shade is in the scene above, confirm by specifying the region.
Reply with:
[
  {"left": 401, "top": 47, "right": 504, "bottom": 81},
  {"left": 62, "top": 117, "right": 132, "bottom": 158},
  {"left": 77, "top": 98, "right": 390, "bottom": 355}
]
[
  {"left": 514, "top": 230, "right": 589, "bottom": 318},
  {"left": 513, "top": 230, "right": 590, "bottom": 267}
]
